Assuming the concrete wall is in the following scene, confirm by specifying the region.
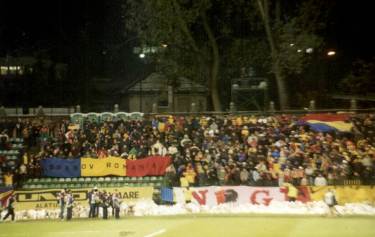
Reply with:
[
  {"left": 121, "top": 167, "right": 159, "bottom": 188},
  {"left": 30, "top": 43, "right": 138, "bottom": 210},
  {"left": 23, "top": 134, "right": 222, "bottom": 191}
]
[
  {"left": 128, "top": 93, "right": 207, "bottom": 112},
  {"left": 129, "top": 95, "right": 157, "bottom": 113}
]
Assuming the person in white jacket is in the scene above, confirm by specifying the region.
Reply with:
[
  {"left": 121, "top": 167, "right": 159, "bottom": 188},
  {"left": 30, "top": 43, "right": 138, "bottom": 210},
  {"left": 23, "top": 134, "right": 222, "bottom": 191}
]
[
  {"left": 314, "top": 173, "right": 327, "bottom": 186},
  {"left": 151, "top": 140, "right": 167, "bottom": 156},
  {"left": 324, "top": 189, "right": 337, "bottom": 216}
]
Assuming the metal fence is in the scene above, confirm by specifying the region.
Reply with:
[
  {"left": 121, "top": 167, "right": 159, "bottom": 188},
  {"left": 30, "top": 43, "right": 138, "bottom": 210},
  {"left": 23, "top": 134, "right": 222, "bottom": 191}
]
[{"left": 1, "top": 105, "right": 375, "bottom": 118}]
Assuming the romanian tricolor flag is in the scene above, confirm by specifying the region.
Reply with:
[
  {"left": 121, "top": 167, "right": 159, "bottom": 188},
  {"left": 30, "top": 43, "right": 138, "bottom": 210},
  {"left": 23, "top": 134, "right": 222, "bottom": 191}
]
[{"left": 300, "top": 114, "right": 353, "bottom": 132}]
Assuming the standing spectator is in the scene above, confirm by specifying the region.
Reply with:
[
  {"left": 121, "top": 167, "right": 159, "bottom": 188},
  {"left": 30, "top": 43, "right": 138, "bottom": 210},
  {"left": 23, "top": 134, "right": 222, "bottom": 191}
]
[
  {"left": 165, "top": 163, "right": 177, "bottom": 187},
  {"left": 167, "top": 143, "right": 178, "bottom": 156},
  {"left": 151, "top": 140, "right": 167, "bottom": 156},
  {"left": 88, "top": 187, "right": 99, "bottom": 218},
  {"left": 240, "top": 168, "right": 249, "bottom": 185},
  {"left": 196, "top": 163, "right": 207, "bottom": 186},
  {"left": 217, "top": 166, "right": 226, "bottom": 185},
  {"left": 0, "top": 130, "right": 9, "bottom": 150},
  {"left": 184, "top": 164, "right": 196, "bottom": 186},
  {"left": 66, "top": 190, "right": 74, "bottom": 221},
  {"left": 180, "top": 173, "right": 189, "bottom": 188},
  {"left": 183, "top": 187, "right": 192, "bottom": 204},
  {"left": 283, "top": 183, "right": 298, "bottom": 202},
  {"left": 57, "top": 189, "right": 66, "bottom": 220},
  {"left": 3, "top": 172, "right": 13, "bottom": 187},
  {"left": 324, "top": 189, "right": 337, "bottom": 216},
  {"left": 251, "top": 168, "right": 261, "bottom": 185},
  {"left": 305, "top": 165, "right": 315, "bottom": 185},
  {"left": 102, "top": 192, "right": 110, "bottom": 219},
  {"left": 18, "top": 163, "right": 27, "bottom": 184},
  {"left": 112, "top": 193, "right": 121, "bottom": 219}
]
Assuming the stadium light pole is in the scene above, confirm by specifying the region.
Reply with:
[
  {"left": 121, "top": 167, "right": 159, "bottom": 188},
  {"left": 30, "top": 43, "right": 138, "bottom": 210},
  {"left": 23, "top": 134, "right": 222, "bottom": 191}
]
[{"left": 325, "top": 49, "right": 337, "bottom": 91}]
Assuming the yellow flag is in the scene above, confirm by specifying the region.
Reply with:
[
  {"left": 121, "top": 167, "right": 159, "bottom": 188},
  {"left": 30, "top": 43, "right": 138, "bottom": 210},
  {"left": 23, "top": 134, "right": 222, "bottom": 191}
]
[{"left": 81, "top": 157, "right": 127, "bottom": 176}]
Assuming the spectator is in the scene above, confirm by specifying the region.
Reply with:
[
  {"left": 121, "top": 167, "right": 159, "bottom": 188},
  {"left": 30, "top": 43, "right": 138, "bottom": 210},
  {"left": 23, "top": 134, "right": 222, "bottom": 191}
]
[
  {"left": 314, "top": 173, "right": 328, "bottom": 186},
  {"left": 112, "top": 193, "right": 121, "bottom": 219},
  {"left": 283, "top": 183, "right": 298, "bottom": 202},
  {"left": 3, "top": 172, "right": 13, "bottom": 187},
  {"left": 66, "top": 190, "right": 74, "bottom": 221},
  {"left": 2, "top": 113, "right": 375, "bottom": 188},
  {"left": 180, "top": 173, "right": 189, "bottom": 188},
  {"left": 57, "top": 189, "right": 66, "bottom": 220},
  {"left": 183, "top": 187, "right": 192, "bottom": 204},
  {"left": 324, "top": 188, "right": 337, "bottom": 216},
  {"left": 240, "top": 168, "right": 249, "bottom": 185}
]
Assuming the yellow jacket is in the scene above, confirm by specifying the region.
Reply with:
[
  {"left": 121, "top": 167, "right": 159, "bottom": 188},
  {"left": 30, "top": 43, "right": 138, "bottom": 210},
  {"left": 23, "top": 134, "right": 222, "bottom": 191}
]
[{"left": 284, "top": 183, "right": 298, "bottom": 198}]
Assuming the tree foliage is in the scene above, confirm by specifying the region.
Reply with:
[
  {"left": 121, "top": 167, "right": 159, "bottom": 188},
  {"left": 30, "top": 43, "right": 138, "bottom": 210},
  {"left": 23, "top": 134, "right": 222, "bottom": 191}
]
[
  {"left": 125, "top": 0, "right": 329, "bottom": 111},
  {"left": 341, "top": 59, "right": 375, "bottom": 94}
]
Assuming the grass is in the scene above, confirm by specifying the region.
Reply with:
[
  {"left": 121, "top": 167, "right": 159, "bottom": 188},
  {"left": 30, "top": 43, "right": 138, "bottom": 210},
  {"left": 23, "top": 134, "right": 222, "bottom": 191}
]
[{"left": 1, "top": 215, "right": 375, "bottom": 237}]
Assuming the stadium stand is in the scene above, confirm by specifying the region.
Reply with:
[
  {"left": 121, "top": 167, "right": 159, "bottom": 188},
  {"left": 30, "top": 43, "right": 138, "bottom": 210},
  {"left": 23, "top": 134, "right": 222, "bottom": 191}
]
[{"left": 1, "top": 112, "right": 375, "bottom": 190}]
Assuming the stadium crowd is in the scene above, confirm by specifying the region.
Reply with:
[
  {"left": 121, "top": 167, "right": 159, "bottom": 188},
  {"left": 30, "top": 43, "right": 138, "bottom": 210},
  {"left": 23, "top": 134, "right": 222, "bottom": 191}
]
[{"left": 1, "top": 113, "right": 375, "bottom": 188}]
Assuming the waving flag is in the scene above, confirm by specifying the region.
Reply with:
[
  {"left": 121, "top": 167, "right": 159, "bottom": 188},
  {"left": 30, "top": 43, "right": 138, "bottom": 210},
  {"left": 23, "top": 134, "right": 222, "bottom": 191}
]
[
  {"left": 300, "top": 114, "right": 353, "bottom": 132},
  {"left": 41, "top": 158, "right": 81, "bottom": 177},
  {"left": 126, "top": 156, "right": 171, "bottom": 177},
  {"left": 0, "top": 187, "right": 13, "bottom": 207}
]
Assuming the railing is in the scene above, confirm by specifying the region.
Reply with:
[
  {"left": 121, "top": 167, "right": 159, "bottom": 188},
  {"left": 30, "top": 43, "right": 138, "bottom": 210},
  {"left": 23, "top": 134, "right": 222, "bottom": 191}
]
[{"left": 1, "top": 106, "right": 375, "bottom": 117}]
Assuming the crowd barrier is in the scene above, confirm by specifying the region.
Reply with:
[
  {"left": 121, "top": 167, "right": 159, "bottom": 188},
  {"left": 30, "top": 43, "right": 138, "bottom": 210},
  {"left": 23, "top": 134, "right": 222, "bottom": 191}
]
[
  {"left": 171, "top": 185, "right": 375, "bottom": 206},
  {"left": 70, "top": 112, "right": 144, "bottom": 124},
  {"left": 1, "top": 187, "right": 153, "bottom": 211},
  {"left": 41, "top": 156, "right": 171, "bottom": 177},
  {"left": 2, "top": 186, "right": 375, "bottom": 212}
]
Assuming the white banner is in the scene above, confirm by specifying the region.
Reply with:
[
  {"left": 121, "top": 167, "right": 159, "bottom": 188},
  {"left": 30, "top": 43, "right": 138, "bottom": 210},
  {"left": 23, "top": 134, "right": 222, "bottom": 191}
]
[{"left": 174, "top": 186, "right": 287, "bottom": 206}]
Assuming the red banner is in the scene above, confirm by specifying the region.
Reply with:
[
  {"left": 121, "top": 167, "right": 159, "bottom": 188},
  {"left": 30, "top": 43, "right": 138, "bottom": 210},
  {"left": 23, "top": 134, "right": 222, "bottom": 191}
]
[{"left": 126, "top": 156, "right": 172, "bottom": 177}]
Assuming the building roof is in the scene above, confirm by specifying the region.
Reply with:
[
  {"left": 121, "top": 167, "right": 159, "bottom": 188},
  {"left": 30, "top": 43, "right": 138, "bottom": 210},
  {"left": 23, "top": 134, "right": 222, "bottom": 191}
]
[{"left": 127, "top": 73, "right": 207, "bottom": 93}]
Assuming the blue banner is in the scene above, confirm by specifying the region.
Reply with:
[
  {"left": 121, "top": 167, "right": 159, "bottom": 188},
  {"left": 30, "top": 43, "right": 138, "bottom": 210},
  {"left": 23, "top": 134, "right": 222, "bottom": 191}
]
[{"left": 41, "top": 158, "right": 81, "bottom": 178}]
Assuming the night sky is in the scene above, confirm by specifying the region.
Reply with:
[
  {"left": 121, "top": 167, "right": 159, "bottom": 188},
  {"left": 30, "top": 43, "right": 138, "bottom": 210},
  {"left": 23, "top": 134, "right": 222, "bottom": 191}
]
[
  {"left": 0, "top": 1, "right": 125, "bottom": 62},
  {"left": 1, "top": 1, "right": 374, "bottom": 61},
  {"left": 0, "top": 0, "right": 374, "bottom": 110},
  {"left": 328, "top": 1, "right": 375, "bottom": 60}
]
